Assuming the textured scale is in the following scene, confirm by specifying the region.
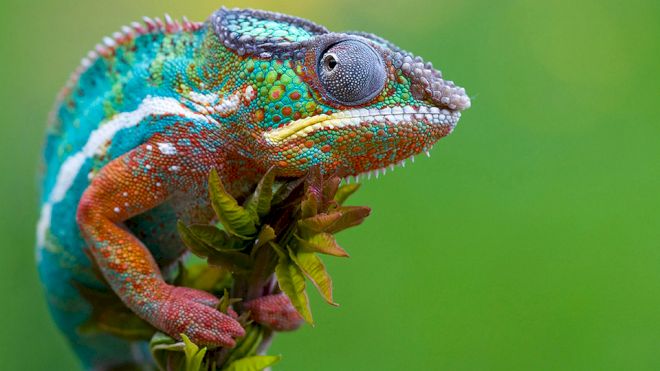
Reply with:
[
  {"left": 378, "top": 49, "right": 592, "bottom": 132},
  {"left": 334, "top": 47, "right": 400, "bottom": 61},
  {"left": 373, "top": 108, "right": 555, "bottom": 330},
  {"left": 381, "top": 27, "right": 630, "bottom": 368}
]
[{"left": 36, "top": 7, "right": 469, "bottom": 370}]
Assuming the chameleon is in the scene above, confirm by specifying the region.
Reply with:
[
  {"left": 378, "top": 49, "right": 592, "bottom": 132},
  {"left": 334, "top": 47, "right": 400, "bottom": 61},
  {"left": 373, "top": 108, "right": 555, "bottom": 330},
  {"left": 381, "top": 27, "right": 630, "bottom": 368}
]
[{"left": 36, "top": 6, "right": 470, "bottom": 370}]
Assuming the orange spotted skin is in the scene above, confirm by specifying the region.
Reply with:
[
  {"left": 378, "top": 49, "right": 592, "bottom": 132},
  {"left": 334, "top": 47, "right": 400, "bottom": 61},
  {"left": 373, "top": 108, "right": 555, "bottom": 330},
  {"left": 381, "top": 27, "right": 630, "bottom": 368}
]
[{"left": 37, "top": 7, "right": 469, "bottom": 369}]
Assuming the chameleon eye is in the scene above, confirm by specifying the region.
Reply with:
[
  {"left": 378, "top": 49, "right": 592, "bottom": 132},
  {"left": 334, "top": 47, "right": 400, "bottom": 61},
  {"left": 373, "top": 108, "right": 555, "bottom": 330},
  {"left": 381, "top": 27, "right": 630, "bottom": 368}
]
[{"left": 317, "top": 40, "right": 386, "bottom": 106}]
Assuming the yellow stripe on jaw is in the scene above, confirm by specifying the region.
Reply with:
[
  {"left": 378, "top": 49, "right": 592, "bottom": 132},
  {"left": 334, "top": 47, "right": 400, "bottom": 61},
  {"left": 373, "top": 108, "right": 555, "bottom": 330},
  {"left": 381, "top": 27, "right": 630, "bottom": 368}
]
[
  {"left": 263, "top": 105, "right": 457, "bottom": 143},
  {"left": 264, "top": 113, "right": 335, "bottom": 143}
]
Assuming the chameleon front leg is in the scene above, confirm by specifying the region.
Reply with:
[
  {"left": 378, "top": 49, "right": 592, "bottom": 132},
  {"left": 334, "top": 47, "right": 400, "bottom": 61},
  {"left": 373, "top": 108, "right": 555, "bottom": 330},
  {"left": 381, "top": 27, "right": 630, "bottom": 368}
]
[{"left": 76, "top": 139, "right": 245, "bottom": 347}]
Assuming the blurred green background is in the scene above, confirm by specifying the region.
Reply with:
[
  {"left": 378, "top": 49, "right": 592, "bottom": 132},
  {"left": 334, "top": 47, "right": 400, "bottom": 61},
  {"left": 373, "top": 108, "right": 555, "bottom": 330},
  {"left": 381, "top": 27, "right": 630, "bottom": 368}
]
[{"left": 1, "top": 0, "right": 658, "bottom": 369}]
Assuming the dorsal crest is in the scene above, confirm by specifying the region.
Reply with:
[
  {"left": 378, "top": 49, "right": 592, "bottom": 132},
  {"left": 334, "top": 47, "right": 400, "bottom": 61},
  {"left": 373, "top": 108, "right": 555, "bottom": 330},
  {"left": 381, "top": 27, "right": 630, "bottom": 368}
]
[{"left": 49, "top": 15, "right": 204, "bottom": 125}]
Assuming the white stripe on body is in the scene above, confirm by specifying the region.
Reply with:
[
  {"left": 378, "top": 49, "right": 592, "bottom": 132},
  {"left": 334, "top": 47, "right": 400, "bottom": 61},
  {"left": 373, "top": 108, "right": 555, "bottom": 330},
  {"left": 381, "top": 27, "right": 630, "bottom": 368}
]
[{"left": 36, "top": 96, "right": 215, "bottom": 259}]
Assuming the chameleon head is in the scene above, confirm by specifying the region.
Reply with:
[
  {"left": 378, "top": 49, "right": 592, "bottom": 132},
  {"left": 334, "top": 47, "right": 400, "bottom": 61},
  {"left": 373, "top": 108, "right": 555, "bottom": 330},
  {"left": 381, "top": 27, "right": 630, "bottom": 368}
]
[{"left": 211, "top": 8, "right": 470, "bottom": 178}]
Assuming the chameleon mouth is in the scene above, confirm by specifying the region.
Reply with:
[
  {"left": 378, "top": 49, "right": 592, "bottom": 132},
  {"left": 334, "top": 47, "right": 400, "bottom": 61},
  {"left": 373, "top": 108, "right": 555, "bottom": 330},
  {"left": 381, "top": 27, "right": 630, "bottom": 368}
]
[{"left": 263, "top": 106, "right": 460, "bottom": 143}]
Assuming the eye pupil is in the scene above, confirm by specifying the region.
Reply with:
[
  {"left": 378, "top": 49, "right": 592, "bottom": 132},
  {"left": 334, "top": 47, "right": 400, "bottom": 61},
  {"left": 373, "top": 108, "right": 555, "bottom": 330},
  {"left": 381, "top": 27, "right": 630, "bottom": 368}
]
[{"left": 324, "top": 54, "right": 338, "bottom": 71}]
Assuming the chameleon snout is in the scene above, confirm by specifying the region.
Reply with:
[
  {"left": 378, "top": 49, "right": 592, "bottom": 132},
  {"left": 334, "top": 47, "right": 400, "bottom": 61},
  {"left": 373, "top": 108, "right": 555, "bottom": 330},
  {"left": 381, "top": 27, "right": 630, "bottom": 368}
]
[{"left": 397, "top": 54, "right": 471, "bottom": 112}]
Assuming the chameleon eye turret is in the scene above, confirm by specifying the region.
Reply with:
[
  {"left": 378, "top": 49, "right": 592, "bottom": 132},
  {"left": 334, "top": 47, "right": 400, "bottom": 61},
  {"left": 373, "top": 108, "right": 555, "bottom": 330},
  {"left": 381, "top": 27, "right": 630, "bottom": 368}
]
[{"left": 316, "top": 39, "right": 387, "bottom": 105}]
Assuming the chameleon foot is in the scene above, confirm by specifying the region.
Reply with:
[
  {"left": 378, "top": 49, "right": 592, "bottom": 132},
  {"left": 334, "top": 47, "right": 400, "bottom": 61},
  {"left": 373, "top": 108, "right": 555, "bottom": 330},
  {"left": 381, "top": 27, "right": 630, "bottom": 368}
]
[
  {"left": 244, "top": 293, "right": 303, "bottom": 331},
  {"left": 158, "top": 286, "right": 245, "bottom": 347}
]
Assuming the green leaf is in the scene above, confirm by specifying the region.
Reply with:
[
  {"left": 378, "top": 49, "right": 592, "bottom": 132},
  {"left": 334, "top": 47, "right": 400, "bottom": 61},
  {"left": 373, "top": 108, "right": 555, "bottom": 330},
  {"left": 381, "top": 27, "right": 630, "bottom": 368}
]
[
  {"left": 183, "top": 223, "right": 245, "bottom": 253},
  {"left": 209, "top": 169, "right": 257, "bottom": 238},
  {"left": 300, "top": 193, "right": 318, "bottom": 219},
  {"left": 289, "top": 248, "right": 337, "bottom": 306},
  {"left": 181, "top": 333, "right": 207, "bottom": 371},
  {"left": 251, "top": 225, "right": 276, "bottom": 259},
  {"left": 178, "top": 221, "right": 214, "bottom": 258},
  {"left": 270, "top": 242, "right": 286, "bottom": 259},
  {"left": 297, "top": 233, "right": 349, "bottom": 257},
  {"left": 297, "top": 212, "right": 343, "bottom": 236},
  {"left": 187, "top": 224, "right": 236, "bottom": 250},
  {"left": 275, "top": 247, "right": 313, "bottom": 324},
  {"left": 244, "top": 166, "right": 276, "bottom": 219},
  {"left": 150, "top": 332, "right": 185, "bottom": 371},
  {"left": 224, "top": 325, "right": 263, "bottom": 366},
  {"left": 207, "top": 250, "right": 252, "bottom": 274},
  {"left": 334, "top": 183, "right": 361, "bottom": 205},
  {"left": 297, "top": 207, "right": 369, "bottom": 240},
  {"left": 325, "top": 206, "right": 371, "bottom": 234},
  {"left": 150, "top": 332, "right": 181, "bottom": 350},
  {"left": 217, "top": 288, "right": 242, "bottom": 314},
  {"left": 182, "top": 265, "right": 232, "bottom": 293},
  {"left": 224, "top": 355, "right": 281, "bottom": 371}
]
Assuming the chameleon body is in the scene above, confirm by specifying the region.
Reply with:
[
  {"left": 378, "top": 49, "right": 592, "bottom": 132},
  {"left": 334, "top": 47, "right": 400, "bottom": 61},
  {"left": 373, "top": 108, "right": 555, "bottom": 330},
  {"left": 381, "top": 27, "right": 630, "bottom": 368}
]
[{"left": 37, "top": 7, "right": 470, "bottom": 369}]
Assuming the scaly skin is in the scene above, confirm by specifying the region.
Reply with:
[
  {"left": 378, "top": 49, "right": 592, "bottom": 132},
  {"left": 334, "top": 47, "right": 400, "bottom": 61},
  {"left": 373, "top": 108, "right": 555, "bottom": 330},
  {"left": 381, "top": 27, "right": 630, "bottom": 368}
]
[{"left": 36, "top": 7, "right": 469, "bottom": 369}]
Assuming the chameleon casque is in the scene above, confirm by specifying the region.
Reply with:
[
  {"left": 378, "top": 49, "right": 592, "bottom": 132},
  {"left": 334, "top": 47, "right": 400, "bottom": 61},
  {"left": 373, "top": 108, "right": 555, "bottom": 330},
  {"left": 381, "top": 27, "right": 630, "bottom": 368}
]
[{"left": 37, "top": 7, "right": 470, "bottom": 370}]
